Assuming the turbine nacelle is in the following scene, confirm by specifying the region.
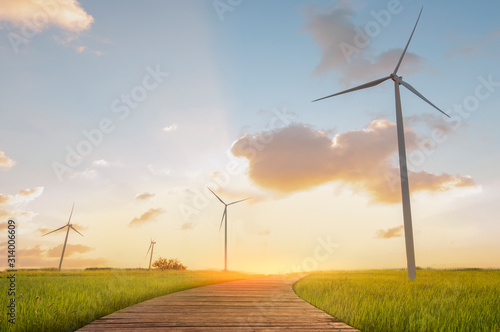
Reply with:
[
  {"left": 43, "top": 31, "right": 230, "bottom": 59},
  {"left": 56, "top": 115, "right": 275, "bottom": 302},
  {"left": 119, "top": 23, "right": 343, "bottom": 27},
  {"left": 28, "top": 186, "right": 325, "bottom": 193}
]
[{"left": 390, "top": 74, "right": 403, "bottom": 84}]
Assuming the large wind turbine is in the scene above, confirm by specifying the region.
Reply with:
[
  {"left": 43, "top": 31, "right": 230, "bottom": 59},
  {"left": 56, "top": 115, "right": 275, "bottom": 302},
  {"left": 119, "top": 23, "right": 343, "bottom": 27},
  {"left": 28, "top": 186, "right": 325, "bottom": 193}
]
[
  {"left": 208, "top": 188, "right": 250, "bottom": 271},
  {"left": 146, "top": 239, "right": 156, "bottom": 270},
  {"left": 42, "top": 203, "right": 84, "bottom": 271},
  {"left": 313, "top": 8, "right": 449, "bottom": 280}
]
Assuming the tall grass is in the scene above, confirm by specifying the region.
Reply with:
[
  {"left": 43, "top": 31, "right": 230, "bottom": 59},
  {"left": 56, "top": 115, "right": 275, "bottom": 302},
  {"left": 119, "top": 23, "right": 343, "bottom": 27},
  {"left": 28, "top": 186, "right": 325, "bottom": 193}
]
[
  {"left": 293, "top": 269, "right": 500, "bottom": 332},
  {"left": 0, "top": 269, "right": 258, "bottom": 331}
]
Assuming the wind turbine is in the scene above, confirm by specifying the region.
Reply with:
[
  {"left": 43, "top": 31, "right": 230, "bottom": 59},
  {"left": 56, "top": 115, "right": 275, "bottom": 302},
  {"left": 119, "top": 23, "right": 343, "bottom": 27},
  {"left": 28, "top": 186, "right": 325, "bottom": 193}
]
[
  {"left": 312, "top": 7, "right": 449, "bottom": 280},
  {"left": 42, "top": 203, "right": 84, "bottom": 271},
  {"left": 146, "top": 239, "right": 156, "bottom": 270},
  {"left": 208, "top": 187, "right": 250, "bottom": 271}
]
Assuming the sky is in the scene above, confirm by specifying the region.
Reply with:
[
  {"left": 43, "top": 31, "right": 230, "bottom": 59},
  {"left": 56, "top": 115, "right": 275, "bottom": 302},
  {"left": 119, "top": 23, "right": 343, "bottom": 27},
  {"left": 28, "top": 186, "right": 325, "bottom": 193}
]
[{"left": 0, "top": 0, "right": 499, "bottom": 274}]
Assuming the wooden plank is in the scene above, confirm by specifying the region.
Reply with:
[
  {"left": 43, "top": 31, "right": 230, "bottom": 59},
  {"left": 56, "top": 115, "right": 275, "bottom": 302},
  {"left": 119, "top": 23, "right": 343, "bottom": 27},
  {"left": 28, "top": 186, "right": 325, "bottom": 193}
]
[{"left": 77, "top": 275, "right": 359, "bottom": 331}]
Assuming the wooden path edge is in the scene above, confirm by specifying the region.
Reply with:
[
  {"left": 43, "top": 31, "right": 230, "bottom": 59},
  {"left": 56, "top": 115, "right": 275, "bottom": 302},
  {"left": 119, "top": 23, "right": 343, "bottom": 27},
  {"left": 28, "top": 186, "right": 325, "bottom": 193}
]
[{"left": 77, "top": 274, "right": 360, "bottom": 331}]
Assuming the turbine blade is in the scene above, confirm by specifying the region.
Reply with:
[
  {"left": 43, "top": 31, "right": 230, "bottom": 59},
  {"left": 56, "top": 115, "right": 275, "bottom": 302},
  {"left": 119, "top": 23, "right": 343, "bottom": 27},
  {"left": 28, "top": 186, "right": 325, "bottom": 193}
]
[
  {"left": 312, "top": 76, "right": 391, "bottom": 102},
  {"left": 67, "top": 203, "right": 75, "bottom": 225},
  {"left": 399, "top": 79, "right": 450, "bottom": 117},
  {"left": 145, "top": 243, "right": 152, "bottom": 258},
  {"left": 70, "top": 225, "right": 84, "bottom": 237},
  {"left": 207, "top": 187, "right": 226, "bottom": 205},
  {"left": 42, "top": 225, "right": 67, "bottom": 236},
  {"left": 219, "top": 209, "right": 226, "bottom": 232},
  {"left": 228, "top": 197, "right": 251, "bottom": 205},
  {"left": 393, "top": 7, "right": 423, "bottom": 75}
]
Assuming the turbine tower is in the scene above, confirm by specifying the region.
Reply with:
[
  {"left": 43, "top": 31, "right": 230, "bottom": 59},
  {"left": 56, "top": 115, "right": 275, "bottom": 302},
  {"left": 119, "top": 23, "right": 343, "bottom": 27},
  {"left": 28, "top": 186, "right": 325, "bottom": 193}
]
[
  {"left": 42, "top": 203, "right": 84, "bottom": 271},
  {"left": 208, "top": 187, "right": 250, "bottom": 271},
  {"left": 146, "top": 239, "right": 156, "bottom": 270},
  {"left": 313, "top": 7, "right": 449, "bottom": 280}
]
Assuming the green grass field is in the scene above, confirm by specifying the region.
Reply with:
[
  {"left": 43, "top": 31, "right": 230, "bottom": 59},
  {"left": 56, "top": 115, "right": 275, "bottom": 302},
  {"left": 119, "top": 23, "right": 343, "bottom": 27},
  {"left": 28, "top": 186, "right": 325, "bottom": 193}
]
[
  {"left": 0, "top": 269, "right": 259, "bottom": 332},
  {"left": 294, "top": 269, "right": 500, "bottom": 332},
  {"left": 3, "top": 268, "right": 498, "bottom": 331}
]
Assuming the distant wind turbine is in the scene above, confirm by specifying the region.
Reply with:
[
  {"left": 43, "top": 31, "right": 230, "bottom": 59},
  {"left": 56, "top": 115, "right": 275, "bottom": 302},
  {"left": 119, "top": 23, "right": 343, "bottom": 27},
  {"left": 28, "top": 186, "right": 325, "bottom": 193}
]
[
  {"left": 146, "top": 239, "right": 156, "bottom": 270},
  {"left": 42, "top": 203, "right": 84, "bottom": 271},
  {"left": 312, "top": 7, "right": 449, "bottom": 280},
  {"left": 208, "top": 187, "right": 250, "bottom": 271}
]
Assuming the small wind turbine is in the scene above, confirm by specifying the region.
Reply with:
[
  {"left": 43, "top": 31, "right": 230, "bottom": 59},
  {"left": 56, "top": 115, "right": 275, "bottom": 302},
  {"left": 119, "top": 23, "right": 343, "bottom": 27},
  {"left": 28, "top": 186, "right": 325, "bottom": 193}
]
[
  {"left": 146, "top": 239, "right": 156, "bottom": 270},
  {"left": 208, "top": 187, "right": 250, "bottom": 271},
  {"left": 312, "top": 7, "right": 449, "bottom": 280},
  {"left": 42, "top": 203, "right": 84, "bottom": 271}
]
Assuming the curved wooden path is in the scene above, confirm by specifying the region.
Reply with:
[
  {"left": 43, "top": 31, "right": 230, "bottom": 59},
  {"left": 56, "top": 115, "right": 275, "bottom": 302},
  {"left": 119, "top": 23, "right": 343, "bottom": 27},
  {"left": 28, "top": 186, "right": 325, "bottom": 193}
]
[{"left": 78, "top": 275, "right": 359, "bottom": 331}]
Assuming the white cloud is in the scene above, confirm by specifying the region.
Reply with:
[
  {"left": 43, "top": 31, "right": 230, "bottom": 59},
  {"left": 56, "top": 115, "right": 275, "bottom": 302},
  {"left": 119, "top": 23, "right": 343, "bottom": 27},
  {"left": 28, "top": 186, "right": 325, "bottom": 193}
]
[
  {"left": 0, "top": 187, "right": 44, "bottom": 206},
  {"left": 0, "top": 187, "right": 44, "bottom": 222},
  {"left": 70, "top": 168, "right": 98, "bottom": 179},
  {"left": 163, "top": 123, "right": 178, "bottom": 132},
  {"left": 92, "top": 159, "right": 109, "bottom": 167},
  {"left": 147, "top": 164, "right": 171, "bottom": 176}
]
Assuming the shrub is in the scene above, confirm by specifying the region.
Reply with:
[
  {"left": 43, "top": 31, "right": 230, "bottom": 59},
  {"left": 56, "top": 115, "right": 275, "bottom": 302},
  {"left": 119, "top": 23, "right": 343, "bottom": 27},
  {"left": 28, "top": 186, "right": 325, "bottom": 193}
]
[{"left": 152, "top": 257, "right": 187, "bottom": 270}]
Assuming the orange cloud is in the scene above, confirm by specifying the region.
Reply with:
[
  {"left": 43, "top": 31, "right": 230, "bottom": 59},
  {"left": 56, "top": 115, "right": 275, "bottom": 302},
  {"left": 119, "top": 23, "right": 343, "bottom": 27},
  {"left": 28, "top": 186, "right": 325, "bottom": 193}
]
[
  {"left": 0, "top": 243, "right": 107, "bottom": 270},
  {"left": 136, "top": 192, "right": 155, "bottom": 200},
  {"left": 37, "top": 223, "right": 87, "bottom": 235},
  {"left": 0, "top": 187, "right": 44, "bottom": 205},
  {"left": 18, "top": 187, "right": 41, "bottom": 196},
  {"left": 46, "top": 244, "right": 94, "bottom": 258},
  {"left": 129, "top": 208, "right": 165, "bottom": 226},
  {"left": 231, "top": 121, "right": 475, "bottom": 203},
  {"left": 0, "top": 208, "right": 33, "bottom": 219},
  {"left": 181, "top": 222, "right": 194, "bottom": 230},
  {"left": 0, "top": 0, "right": 93, "bottom": 32},
  {"left": 376, "top": 225, "right": 404, "bottom": 239},
  {"left": 0, "top": 195, "right": 9, "bottom": 205},
  {"left": 0, "top": 151, "right": 15, "bottom": 168}
]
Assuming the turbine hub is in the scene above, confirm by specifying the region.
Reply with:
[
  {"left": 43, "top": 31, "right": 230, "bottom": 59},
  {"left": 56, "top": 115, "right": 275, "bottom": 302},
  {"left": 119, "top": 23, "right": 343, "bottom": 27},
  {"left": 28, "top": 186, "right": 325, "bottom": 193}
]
[{"left": 390, "top": 73, "right": 403, "bottom": 84}]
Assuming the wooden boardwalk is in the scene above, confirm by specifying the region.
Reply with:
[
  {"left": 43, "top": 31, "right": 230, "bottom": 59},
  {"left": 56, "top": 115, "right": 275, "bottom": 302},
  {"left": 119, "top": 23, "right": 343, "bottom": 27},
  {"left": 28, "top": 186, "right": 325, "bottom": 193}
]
[{"left": 78, "top": 275, "right": 359, "bottom": 331}]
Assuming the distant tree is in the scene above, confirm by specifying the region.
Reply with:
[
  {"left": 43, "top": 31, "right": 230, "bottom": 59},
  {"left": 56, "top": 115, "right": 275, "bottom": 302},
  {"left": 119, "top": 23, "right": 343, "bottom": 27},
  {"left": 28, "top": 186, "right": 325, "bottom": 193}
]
[{"left": 152, "top": 257, "right": 187, "bottom": 270}]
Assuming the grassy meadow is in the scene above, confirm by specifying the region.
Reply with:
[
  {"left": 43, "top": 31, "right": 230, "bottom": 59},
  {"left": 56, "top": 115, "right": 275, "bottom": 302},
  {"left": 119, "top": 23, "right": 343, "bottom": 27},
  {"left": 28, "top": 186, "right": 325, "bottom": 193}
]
[
  {"left": 0, "top": 269, "right": 259, "bottom": 332},
  {"left": 294, "top": 269, "right": 500, "bottom": 332},
  {"left": 2, "top": 268, "right": 499, "bottom": 331}
]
